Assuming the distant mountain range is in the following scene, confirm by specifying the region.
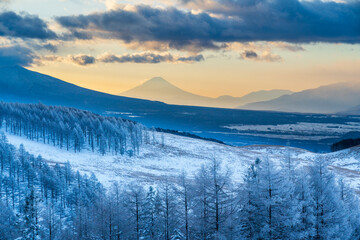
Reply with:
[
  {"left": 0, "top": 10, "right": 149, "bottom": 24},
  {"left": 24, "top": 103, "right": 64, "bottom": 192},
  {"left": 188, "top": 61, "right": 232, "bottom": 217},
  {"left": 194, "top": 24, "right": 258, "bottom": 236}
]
[
  {"left": 240, "top": 82, "right": 360, "bottom": 114},
  {"left": 120, "top": 77, "right": 293, "bottom": 108},
  {"left": 340, "top": 104, "right": 360, "bottom": 115},
  {"left": 1, "top": 66, "right": 360, "bottom": 116}
]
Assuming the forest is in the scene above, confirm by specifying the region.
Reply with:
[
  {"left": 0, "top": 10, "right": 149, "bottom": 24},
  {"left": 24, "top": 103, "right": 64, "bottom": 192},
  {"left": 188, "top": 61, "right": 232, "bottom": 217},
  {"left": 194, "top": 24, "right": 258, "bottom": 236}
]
[
  {"left": 0, "top": 102, "right": 146, "bottom": 155},
  {"left": 0, "top": 133, "right": 359, "bottom": 240}
]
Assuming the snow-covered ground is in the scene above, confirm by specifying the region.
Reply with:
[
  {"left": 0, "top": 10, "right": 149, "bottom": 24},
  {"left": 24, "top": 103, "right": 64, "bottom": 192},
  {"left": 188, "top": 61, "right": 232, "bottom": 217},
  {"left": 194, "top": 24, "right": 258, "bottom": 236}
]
[{"left": 4, "top": 131, "right": 360, "bottom": 191}]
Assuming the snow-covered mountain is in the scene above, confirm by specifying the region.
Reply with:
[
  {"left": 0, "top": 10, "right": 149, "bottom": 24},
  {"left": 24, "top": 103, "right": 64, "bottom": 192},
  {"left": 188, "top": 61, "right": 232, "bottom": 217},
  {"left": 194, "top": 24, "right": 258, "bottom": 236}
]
[
  {"left": 241, "top": 82, "right": 360, "bottom": 114},
  {"left": 121, "top": 77, "right": 292, "bottom": 108}
]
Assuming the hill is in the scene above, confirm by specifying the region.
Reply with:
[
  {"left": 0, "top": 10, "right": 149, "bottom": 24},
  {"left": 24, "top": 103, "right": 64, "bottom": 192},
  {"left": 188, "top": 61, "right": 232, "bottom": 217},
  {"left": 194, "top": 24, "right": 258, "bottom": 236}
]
[
  {"left": 5, "top": 123, "right": 360, "bottom": 191},
  {"left": 0, "top": 65, "right": 167, "bottom": 113},
  {"left": 241, "top": 82, "right": 360, "bottom": 114},
  {"left": 121, "top": 77, "right": 292, "bottom": 108}
]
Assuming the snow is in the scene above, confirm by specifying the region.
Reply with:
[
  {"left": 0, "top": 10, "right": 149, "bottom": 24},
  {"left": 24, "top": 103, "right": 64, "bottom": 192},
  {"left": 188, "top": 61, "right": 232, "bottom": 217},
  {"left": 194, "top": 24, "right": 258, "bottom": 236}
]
[{"left": 4, "top": 131, "right": 360, "bottom": 192}]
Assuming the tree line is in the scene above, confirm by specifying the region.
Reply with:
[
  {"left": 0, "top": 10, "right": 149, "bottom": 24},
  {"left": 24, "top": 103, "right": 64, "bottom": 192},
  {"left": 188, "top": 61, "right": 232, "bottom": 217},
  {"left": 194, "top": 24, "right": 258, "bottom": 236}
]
[
  {"left": 331, "top": 138, "right": 360, "bottom": 152},
  {"left": 0, "top": 102, "right": 146, "bottom": 155},
  {"left": 0, "top": 134, "right": 359, "bottom": 240}
]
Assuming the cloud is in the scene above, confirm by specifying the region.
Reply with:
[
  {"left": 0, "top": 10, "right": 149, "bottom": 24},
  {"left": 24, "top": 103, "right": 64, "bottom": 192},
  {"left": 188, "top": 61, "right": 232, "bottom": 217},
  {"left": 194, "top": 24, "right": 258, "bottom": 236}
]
[
  {"left": 30, "top": 43, "right": 58, "bottom": 53},
  {"left": 98, "top": 52, "right": 205, "bottom": 64},
  {"left": 242, "top": 50, "right": 258, "bottom": 59},
  {"left": 240, "top": 50, "right": 282, "bottom": 62},
  {"left": 270, "top": 42, "right": 304, "bottom": 52},
  {"left": 69, "top": 54, "right": 96, "bottom": 65},
  {"left": 98, "top": 52, "right": 174, "bottom": 64},
  {"left": 56, "top": 1, "right": 360, "bottom": 49},
  {"left": 39, "top": 52, "right": 205, "bottom": 65},
  {"left": 0, "top": 45, "right": 37, "bottom": 66},
  {"left": 177, "top": 54, "right": 205, "bottom": 62},
  {"left": 41, "top": 43, "right": 58, "bottom": 53},
  {"left": 0, "top": 11, "right": 56, "bottom": 39}
]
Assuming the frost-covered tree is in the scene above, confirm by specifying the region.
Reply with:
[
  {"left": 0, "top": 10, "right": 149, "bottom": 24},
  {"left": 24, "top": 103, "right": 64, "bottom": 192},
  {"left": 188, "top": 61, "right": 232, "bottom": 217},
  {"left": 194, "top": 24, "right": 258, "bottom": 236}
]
[
  {"left": 309, "top": 157, "right": 351, "bottom": 240},
  {"left": 0, "top": 102, "right": 148, "bottom": 156},
  {"left": 22, "top": 188, "right": 40, "bottom": 240},
  {"left": 0, "top": 133, "right": 358, "bottom": 240},
  {"left": 177, "top": 172, "right": 191, "bottom": 240},
  {"left": 193, "top": 158, "right": 234, "bottom": 239},
  {"left": 238, "top": 158, "right": 263, "bottom": 239}
]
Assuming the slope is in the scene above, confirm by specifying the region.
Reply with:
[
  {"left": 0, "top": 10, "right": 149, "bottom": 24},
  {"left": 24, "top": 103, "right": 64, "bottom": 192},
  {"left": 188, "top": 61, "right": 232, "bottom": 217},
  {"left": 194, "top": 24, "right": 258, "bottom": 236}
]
[
  {"left": 241, "top": 82, "right": 360, "bottom": 114},
  {"left": 0, "top": 65, "right": 167, "bottom": 113},
  {"left": 5, "top": 130, "right": 360, "bottom": 192}
]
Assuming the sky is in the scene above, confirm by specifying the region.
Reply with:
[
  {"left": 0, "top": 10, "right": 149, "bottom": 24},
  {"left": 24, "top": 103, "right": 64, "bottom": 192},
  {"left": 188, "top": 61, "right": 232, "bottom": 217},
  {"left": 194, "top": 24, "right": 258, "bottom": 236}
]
[{"left": 0, "top": 0, "right": 359, "bottom": 97}]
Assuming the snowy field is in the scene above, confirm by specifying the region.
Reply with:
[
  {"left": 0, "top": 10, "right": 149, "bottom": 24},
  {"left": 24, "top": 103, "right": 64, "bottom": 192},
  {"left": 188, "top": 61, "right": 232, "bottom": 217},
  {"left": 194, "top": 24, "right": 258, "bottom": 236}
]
[{"left": 4, "top": 131, "right": 360, "bottom": 192}]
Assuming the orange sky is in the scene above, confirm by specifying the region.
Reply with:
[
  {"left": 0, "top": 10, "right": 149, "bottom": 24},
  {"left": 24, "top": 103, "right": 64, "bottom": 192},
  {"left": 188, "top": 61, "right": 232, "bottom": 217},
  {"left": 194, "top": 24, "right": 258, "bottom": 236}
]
[{"left": 29, "top": 44, "right": 360, "bottom": 97}]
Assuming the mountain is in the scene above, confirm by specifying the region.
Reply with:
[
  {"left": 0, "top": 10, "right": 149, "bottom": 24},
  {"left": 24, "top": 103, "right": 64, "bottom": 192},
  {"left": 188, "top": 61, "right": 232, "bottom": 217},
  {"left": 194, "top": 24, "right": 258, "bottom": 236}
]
[
  {"left": 121, "top": 77, "right": 292, "bottom": 108},
  {"left": 340, "top": 104, "right": 360, "bottom": 115},
  {"left": 0, "top": 65, "right": 167, "bottom": 112},
  {"left": 219, "top": 89, "right": 293, "bottom": 107},
  {"left": 240, "top": 82, "right": 360, "bottom": 114},
  {"left": 121, "top": 76, "right": 214, "bottom": 106}
]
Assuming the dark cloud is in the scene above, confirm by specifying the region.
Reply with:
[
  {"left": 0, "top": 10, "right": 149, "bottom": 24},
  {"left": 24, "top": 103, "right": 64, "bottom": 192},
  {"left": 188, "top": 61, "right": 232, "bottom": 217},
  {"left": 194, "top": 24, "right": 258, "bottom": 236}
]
[
  {"left": 56, "top": 1, "right": 360, "bottom": 48},
  {"left": 69, "top": 54, "right": 96, "bottom": 66},
  {"left": 99, "top": 53, "right": 174, "bottom": 64},
  {"left": 41, "top": 52, "right": 205, "bottom": 65},
  {"left": 42, "top": 43, "right": 58, "bottom": 52},
  {"left": 38, "top": 52, "right": 205, "bottom": 66},
  {"left": 0, "top": 11, "right": 56, "bottom": 39},
  {"left": 243, "top": 50, "right": 258, "bottom": 59},
  {"left": 31, "top": 43, "right": 58, "bottom": 53},
  {"left": 56, "top": 6, "right": 225, "bottom": 48},
  {"left": 240, "top": 50, "right": 282, "bottom": 62},
  {"left": 98, "top": 52, "right": 204, "bottom": 64},
  {"left": 0, "top": 46, "right": 37, "bottom": 66},
  {"left": 177, "top": 54, "right": 204, "bottom": 62}
]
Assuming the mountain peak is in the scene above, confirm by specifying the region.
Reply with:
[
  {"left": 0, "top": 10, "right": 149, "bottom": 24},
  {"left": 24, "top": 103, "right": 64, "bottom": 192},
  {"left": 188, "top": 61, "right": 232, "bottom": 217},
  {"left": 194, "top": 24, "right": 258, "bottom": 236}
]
[
  {"left": 147, "top": 77, "right": 167, "bottom": 83},
  {"left": 141, "top": 77, "right": 175, "bottom": 87}
]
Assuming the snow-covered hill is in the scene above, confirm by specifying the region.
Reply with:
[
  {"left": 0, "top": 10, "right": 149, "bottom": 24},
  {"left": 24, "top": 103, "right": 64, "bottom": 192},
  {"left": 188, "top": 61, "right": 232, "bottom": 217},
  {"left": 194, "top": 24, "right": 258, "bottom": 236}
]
[{"left": 5, "top": 131, "right": 360, "bottom": 191}]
